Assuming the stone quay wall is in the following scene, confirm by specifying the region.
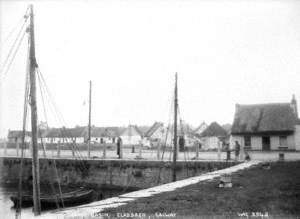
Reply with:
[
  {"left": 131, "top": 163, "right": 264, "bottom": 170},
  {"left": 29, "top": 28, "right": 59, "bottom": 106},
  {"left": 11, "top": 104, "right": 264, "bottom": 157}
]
[{"left": 0, "top": 157, "right": 238, "bottom": 189}]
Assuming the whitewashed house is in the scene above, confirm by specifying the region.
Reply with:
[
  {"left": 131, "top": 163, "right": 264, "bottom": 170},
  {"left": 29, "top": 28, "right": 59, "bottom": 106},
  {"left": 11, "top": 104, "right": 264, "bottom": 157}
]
[
  {"left": 90, "top": 127, "right": 120, "bottom": 144},
  {"left": 230, "top": 95, "right": 300, "bottom": 151},
  {"left": 7, "top": 130, "right": 31, "bottom": 143},
  {"left": 144, "top": 122, "right": 165, "bottom": 147},
  {"left": 199, "top": 122, "right": 227, "bottom": 150},
  {"left": 120, "top": 125, "right": 144, "bottom": 145}
]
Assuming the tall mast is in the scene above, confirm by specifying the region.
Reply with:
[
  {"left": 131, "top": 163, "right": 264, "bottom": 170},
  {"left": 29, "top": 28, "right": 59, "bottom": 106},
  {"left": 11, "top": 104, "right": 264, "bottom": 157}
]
[
  {"left": 88, "top": 80, "right": 92, "bottom": 158},
  {"left": 172, "top": 73, "right": 178, "bottom": 182},
  {"left": 28, "top": 4, "right": 41, "bottom": 215}
]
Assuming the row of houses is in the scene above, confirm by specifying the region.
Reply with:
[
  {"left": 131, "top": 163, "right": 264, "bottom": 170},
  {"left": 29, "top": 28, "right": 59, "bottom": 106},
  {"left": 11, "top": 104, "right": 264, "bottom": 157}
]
[
  {"left": 7, "top": 121, "right": 230, "bottom": 149},
  {"left": 7, "top": 95, "right": 300, "bottom": 151}
]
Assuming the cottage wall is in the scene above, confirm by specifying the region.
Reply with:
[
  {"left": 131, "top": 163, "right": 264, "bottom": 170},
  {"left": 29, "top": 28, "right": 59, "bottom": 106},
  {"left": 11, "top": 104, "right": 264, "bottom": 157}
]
[
  {"left": 287, "top": 135, "right": 295, "bottom": 150},
  {"left": 202, "top": 137, "right": 219, "bottom": 150},
  {"left": 295, "top": 125, "right": 300, "bottom": 151},
  {"left": 270, "top": 136, "right": 279, "bottom": 150},
  {"left": 121, "top": 135, "right": 142, "bottom": 145},
  {"left": 251, "top": 136, "right": 262, "bottom": 150}
]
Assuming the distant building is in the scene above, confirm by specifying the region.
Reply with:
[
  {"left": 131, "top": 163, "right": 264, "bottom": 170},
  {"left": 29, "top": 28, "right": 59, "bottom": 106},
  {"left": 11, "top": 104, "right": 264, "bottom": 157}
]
[
  {"left": 144, "top": 122, "right": 165, "bottom": 147},
  {"left": 90, "top": 127, "right": 121, "bottom": 144},
  {"left": 7, "top": 130, "right": 31, "bottom": 143},
  {"left": 193, "top": 122, "right": 208, "bottom": 136},
  {"left": 230, "top": 95, "right": 300, "bottom": 151},
  {"left": 199, "top": 122, "right": 227, "bottom": 150},
  {"left": 120, "top": 125, "right": 145, "bottom": 145}
]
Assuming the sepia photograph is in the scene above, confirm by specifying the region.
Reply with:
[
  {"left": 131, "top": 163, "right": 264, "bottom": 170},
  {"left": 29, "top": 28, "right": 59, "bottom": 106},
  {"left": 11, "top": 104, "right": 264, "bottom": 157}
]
[{"left": 0, "top": 0, "right": 300, "bottom": 218}]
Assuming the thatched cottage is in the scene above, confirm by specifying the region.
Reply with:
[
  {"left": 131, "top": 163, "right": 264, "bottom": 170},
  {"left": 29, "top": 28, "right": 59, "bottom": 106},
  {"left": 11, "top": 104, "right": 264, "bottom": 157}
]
[{"left": 230, "top": 95, "right": 300, "bottom": 151}]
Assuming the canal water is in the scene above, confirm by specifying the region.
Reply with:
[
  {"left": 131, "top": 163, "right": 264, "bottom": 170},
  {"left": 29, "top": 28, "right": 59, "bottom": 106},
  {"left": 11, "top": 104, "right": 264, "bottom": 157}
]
[{"left": 0, "top": 185, "right": 135, "bottom": 218}]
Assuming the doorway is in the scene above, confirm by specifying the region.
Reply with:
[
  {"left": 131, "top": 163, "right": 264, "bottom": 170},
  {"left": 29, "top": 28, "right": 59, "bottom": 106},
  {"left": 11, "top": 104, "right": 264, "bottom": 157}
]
[{"left": 262, "top": 136, "right": 271, "bottom": 151}]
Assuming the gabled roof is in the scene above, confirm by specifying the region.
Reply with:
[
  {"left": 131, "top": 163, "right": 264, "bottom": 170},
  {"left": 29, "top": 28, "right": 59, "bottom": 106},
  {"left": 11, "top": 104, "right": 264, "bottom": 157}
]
[
  {"left": 193, "top": 122, "right": 208, "bottom": 135},
  {"left": 120, "top": 125, "right": 144, "bottom": 137},
  {"left": 200, "top": 122, "right": 227, "bottom": 137},
  {"left": 144, "top": 122, "right": 163, "bottom": 137},
  {"left": 231, "top": 103, "right": 298, "bottom": 134}
]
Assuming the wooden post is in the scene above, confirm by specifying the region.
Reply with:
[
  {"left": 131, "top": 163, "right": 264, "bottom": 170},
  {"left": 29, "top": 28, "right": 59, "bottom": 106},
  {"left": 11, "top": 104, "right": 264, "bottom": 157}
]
[
  {"left": 103, "top": 141, "right": 106, "bottom": 158},
  {"left": 195, "top": 141, "right": 199, "bottom": 160},
  {"left": 217, "top": 139, "right": 221, "bottom": 161},
  {"left": 41, "top": 140, "right": 46, "bottom": 158},
  {"left": 57, "top": 142, "right": 61, "bottom": 158},
  {"left": 4, "top": 141, "right": 7, "bottom": 155},
  {"left": 172, "top": 73, "right": 178, "bottom": 182},
  {"left": 87, "top": 80, "right": 92, "bottom": 158},
  {"left": 28, "top": 4, "right": 41, "bottom": 215},
  {"left": 119, "top": 139, "right": 123, "bottom": 159},
  {"left": 240, "top": 142, "right": 244, "bottom": 161},
  {"left": 157, "top": 142, "right": 161, "bottom": 160},
  {"left": 139, "top": 138, "right": 143, "bottom": 158},
  {"left": 16, "top": 140, "right": 20, "bottom": 157},
  {"left": 72, "top": 140, "right": 75, "bottom": 157}
]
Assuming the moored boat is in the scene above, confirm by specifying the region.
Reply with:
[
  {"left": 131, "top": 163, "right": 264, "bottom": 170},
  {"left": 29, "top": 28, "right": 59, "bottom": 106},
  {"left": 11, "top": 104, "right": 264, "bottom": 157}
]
[{"left": 10, "top": 187, "right": 94, "bottom": 208}]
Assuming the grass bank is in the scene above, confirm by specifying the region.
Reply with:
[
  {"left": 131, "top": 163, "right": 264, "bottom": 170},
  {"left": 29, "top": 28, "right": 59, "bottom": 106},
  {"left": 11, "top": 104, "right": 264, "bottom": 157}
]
[{"left": 103, "top": 161, "right": 300, "bottom": 218}]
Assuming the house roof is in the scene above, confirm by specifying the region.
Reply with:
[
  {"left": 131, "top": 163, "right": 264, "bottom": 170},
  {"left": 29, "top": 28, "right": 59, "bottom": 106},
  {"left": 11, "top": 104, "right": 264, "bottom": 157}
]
[
  {"left": 144, "top": 122, "right": 163, "bottom": 137},
  {"left": 222, "top": 123, "right": 232, "bottom": 135},
  {"left": 7, "top": 130, "right": 31, "bottom": 138},
  {"left": 200, "top": 122, "right": 227, "bottom": 137},
  {"left": 193, "top": 122, "right": 208, "bottom": 135},
  {"left": 231, "top": 103, "right": 298, "bottom": 134},
  {"left": 91, "top": 127, "right": 120, "bottom": 138},
  {"left": 120, "top": 125, "right": 144, "bottom": 137}
]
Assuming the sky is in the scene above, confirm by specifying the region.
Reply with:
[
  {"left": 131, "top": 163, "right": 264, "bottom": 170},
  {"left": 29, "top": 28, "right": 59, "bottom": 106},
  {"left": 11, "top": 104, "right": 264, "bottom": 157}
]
[{"left": 1, "top": 0, "right": 300, "bottom": 138}]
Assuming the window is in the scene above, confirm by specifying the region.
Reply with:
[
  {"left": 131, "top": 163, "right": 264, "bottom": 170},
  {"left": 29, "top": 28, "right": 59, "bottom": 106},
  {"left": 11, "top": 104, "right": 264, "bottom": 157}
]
[
  {"left": 244, "top": 136, "right": 251, "bottom": 148},
  {"left": 279, "top": 136, "right": 287, "bottom": 147}
]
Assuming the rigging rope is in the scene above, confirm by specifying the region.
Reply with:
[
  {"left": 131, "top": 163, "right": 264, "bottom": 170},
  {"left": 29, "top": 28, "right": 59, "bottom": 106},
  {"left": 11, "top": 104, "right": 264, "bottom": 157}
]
[
  {"left": 0, "top": 16, "right": 28, "bottom": 80},
  {"left": 36, "top": 67, "right": 89, "bottom": 172},
  {"left": 1, "top": 13, "right": 28, "bottom": 49},
  {"left": 15, "top": 39, "right": 30, "bottom": 219}
]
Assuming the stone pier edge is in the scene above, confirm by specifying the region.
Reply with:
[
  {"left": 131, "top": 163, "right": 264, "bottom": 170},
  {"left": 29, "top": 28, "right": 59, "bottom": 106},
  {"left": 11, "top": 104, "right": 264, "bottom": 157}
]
[{"left": 38, "top": 160, "right": 262, "bottom": 219}]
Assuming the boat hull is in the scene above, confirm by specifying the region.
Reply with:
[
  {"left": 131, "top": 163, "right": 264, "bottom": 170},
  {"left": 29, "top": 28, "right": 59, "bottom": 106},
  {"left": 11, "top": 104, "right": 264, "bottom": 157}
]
[{"left": 10, "top": 188, "right": 94, "bottom": 208}]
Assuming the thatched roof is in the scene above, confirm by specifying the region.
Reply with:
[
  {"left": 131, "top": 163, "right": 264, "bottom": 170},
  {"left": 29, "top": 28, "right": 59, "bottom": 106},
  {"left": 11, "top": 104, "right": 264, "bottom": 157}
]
[
  {"left": 91, "top": 127, "right": 120, "bottom": 138},
  {"left": 200, "top": 122, "right": 227, "bottom": 137},
  {"left": 7, "top": 130, "right": 31, "bottom": 139},
  {"left": 231, "top": 103, "right": 299, "bottom": 134}
]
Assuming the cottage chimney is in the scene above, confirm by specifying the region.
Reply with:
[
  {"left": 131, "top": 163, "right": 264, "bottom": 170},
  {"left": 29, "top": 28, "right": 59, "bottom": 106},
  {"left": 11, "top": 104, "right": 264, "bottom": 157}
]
[{"left": 291, "top": 94, "right": 298, "bottom": 118}]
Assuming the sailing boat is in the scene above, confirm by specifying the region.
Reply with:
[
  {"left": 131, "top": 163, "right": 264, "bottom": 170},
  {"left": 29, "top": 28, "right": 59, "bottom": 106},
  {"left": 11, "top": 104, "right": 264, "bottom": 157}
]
[{"left": 9, "top": 5, "right": 93, "bottom": 215}]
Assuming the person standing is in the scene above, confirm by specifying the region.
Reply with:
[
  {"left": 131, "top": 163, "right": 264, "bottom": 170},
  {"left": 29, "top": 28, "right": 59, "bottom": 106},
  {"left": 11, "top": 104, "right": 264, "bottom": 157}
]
[
  {"left": 234, "top": 141, "right": 241, "bottom": 161},
  {"left": 117, "top": 137, "right": 122, "bottom": 159},
  {"left": 225, "top": 143, "right": 231, "bottom": 161}
]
